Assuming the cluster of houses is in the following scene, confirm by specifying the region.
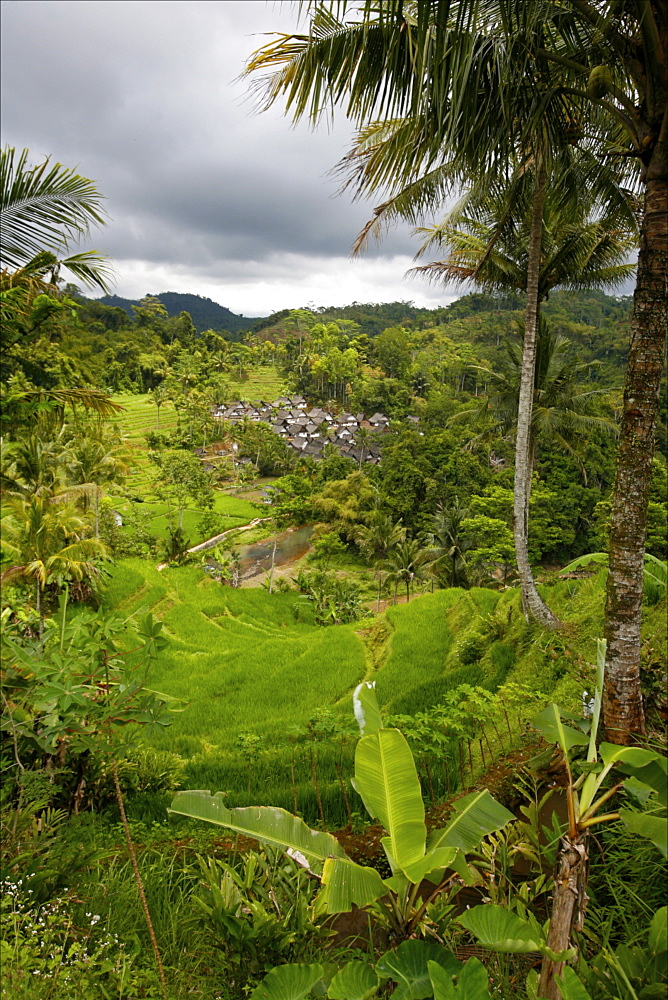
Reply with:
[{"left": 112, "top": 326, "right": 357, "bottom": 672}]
[{"left": 211, "top": 395, "right": 415, "bottom": 465}]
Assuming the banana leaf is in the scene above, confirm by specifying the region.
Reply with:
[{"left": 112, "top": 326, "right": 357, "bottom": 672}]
[
  {"left": 168, "top": 793, "right": 347, "bottom": 873},
  {"left": 353, "top": 728, "right": 426, "bottom": 871}
]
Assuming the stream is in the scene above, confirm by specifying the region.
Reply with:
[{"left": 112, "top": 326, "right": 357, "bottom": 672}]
[{"left": 235, "top": 524, "right": 313, "bottom": 581}]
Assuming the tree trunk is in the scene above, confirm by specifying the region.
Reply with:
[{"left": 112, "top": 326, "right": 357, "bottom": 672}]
[
  {"left": 538, "top": 835, "right": 588, "bottom": 1000},
  {"left": 513, "top": 156, "right": 561, "bottom": 629},
  {"left": 603, "top": 168, "right": 667, "bottom": 744}
]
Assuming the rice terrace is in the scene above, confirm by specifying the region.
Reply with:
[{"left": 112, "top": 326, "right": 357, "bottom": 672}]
[{"left": 1, "top": 3, "right": 666, "bottom": 1000}]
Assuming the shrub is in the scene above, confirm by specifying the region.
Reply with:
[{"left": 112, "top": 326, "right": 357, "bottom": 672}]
[{"left": 456, "top": 630, "right": 487, "bottom": 664}]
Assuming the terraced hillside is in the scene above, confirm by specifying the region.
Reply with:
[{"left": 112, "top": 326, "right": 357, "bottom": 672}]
[
  {"left": 111, "top": 366, "right": 287, "bottom": 442},
  {"left": 104, "top": 560, "right": 367, "bottom": 752},
  {"left": 104, "top": 557, "right": 666, "bottom": 826}
]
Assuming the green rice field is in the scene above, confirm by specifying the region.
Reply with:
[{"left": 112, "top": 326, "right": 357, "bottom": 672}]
[
  {"left": 116, "top": 491, "right": 261, "bottom": 543},
  {"left": 103, "top": 560, "right": 521, "bottom": 823},
  {"left": 111, "top": 366, "right": 287, "bottom": 442},
  {"left": 102, "top": 555, "right": 668, "bottom": 826}
]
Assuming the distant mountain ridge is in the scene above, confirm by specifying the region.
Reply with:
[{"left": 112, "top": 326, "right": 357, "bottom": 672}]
[{"left": 97, "top": 292, "right": 262, "bottom": 335}]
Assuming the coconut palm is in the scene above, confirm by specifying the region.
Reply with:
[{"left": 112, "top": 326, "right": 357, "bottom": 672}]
[
  {"left": 416, "top": 165, "right": 633, "bottom": 625},
  {"left": 383, "top": 536, "right": 431, "bottom": 604},
  {"left": 63, "top": 431, "right": 130, "bottom": 536},
  {"left": 356, "top": 510, "right": 405, "bottom": 609},
  {"left": 1, "top": 433, "right": 64, "bottom": 496},
  {"left": 1, "top": 494, "right": 108, "bottom": 625},
  {"left": 425, "top": 499, "right": 472, "bottom": 589},
  {"left": 1, "top": 146, "right": 114, "bottom": 290},
  {"left": 246, "top": 0, "right": 665, "bottom": 741},
  {"left": 150, "top": 384, "right": 171, "bottom": 430},
  {"left": 451, "top": 318, "right": 617, "bottom": 484}
]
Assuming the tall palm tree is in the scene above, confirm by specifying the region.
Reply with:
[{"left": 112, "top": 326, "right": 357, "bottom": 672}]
[
  {"left": 413, "top": 167, "right": 635, "bottom": 624},
  {"left": 150, "top": 385, "right": 171, "bottom": 430},
  {"left": 246, "top": 1, "right": 665, "bottom": 740},
  {"left": 0, "top": 146, "right": 114, "bottom": 291},
  {"left": 242, "top": 5, "right": 623, "bottom": 626}
]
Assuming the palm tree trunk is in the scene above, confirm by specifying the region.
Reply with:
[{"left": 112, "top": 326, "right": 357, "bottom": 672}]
[
  {"left": 603, "top": 165, "right": 667, "bottom": 743},
  {"left": 513, "top": 154, "right": 561, "bottom": 629}
]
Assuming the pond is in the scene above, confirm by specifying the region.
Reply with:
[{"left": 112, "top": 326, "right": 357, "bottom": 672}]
[{"left": 235, "top": 524, "right": 313, "bottom": 580}]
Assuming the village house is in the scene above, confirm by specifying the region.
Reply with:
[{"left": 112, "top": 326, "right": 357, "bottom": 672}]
[{"left": 205, "top": 394, "right": 397, "bottom": 467}]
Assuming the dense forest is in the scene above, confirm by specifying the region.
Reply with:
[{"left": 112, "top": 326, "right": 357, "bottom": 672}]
[{"left": 1, "top": 2, "right": 667, "bottom": 999}]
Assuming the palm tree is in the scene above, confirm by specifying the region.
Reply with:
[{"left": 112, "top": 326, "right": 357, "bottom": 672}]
[
  {"left": 415, "top": 171, "right": 634, "bottom": 624},
  {"left": 64, "top": 430, "right": 130, "bottom": 536},
  {"left": 150, "top": 384, "right": 171, "bottom": 430},
  {"left": 425, "top": 499, "right": 471, "bottom": 589},
  {"left": 242, "top": 5, "right": 617, "bottom": 628},
  {"left": 384, "top": 536, "right": 431, "bottom": 604},
  {"left": 357, "top": 510, "right": 405, "bottom": 610},
  {"left": 0, "top": 146, "right": 114, "bottom": 290},
  {"left": 1, "top": 495, "right": 108, "bottom": 625},
  {"left": 1, "top": 433, "right": 63, "bottom": 496},
  {"left": 246, "top": 1, "right": 665, "bottom": 740},
  {"left": 451, "top": 319, "right": 618, "bottom": 484}
]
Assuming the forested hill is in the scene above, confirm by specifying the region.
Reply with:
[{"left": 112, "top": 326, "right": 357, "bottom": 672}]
[{"left": 97, "top": 292, "right": 262, "bottom": 336}]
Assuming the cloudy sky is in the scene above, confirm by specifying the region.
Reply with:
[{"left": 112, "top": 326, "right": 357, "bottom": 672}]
[{"left": 1, "top": 0, "right": 465, "bottom": 317}]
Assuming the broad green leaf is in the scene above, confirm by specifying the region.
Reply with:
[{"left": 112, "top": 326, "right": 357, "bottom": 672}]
[
  {"left": 532, "top": 704, "right": 589, "bottom": 752},
  {"left": 429, "top": 957, "right": 491, "bottom": 1000},
  {"left": 328, "top": 961, "right": 379, "bottom": 1000},
  {"left": 168, "top": 793, "right": 348, "bottom": 872},
  {"left": 402, "top": 846, "right": 457, "bottom": 884},
  {"left": 555, "top": 967, "right": 593, "bottom": 1000},
  {"left": 525, "top": 969, "right": 539, "bottom": 999},
  {"left": 619, "top": 758, "right": 668, "bottom": 807},
  {"left": 429, "top": 790, "right": 514, "bottom": 853},
  {"left": 428, "top": 961, "right": 456, "bottom": 1000},
  {"left": 648, "top": 907, "right": 667, "bottom": 957},
  {"left": 353, "top": 729, "right": 426, "bottom": 870},
  {"left": 248, "top": 963, "right": 324, "bottom": 1000},
  {"left": 619, "top": 810, "right": 667, "bottom": 857},
  {"left": 456, "top": 956, "right": 492, "bottom": 998},
  {"left": 599, "top": 744, "right": 659, "bottom": 769},
  {"left": 457, "top": 904, "right": 544, "bottom": 953},
  {"left": 353, "top": 681, "right": 383, "bottom": 735},
  {"left": 623, "top": 776, "right": 655, "bottom": 805},
  {"left": 376, "top": 940, "right": 462, "bottom": 1000},
  {"left": 319, "top": 857, "right": 387, "bottom": 913}
]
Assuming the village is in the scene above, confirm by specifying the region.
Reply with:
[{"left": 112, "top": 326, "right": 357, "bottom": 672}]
[{"left": 206, "top": 394, "right": 420, "bottom": 466}]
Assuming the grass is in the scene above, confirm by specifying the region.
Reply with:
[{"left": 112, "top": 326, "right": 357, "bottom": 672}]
[
  {"left": 104, "top": 560, "right": 366, "bottom": 750},
  {"left": 102, "top": 557, "right": 667, "bottom": 825},
  {"left": 115, "top": 491, "right": 262, "bottom": 542}
]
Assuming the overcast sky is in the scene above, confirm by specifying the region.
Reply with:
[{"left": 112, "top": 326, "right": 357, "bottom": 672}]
[{"left": 1, "top": 0, "right": 467, "bottom": 316}]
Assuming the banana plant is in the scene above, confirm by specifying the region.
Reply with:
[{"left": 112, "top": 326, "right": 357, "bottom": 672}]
[
  {"left": 455, "top": 640, "right": 665, "bottom": 1000},
  {"left": 169, "top": 681, "right": 514, "bottom": 939}
]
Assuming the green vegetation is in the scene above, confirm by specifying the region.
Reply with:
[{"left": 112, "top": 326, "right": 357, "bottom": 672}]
[{"left": 2, "top": 32, "right": 667, "bottom": 993}]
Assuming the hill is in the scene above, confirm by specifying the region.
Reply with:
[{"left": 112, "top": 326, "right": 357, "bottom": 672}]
[{"left": 96, "top": 291, "right": 262, "bottom": 337}]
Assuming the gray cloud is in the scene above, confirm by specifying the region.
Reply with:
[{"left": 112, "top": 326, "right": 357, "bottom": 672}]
[{"left": 1, "top": 0, "right": 461, "bottom": 313}]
